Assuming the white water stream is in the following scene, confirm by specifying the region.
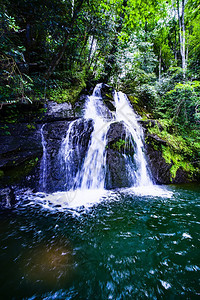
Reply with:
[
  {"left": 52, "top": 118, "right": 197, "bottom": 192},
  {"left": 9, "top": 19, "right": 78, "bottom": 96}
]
[{"left": 39, "top": 124, "right": 47, "bottom": 191}]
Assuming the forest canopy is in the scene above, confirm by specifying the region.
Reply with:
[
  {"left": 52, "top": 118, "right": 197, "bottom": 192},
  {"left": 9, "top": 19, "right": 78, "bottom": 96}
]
[{"left": 0, "top": 0, "right": 199, "bottom": 137}]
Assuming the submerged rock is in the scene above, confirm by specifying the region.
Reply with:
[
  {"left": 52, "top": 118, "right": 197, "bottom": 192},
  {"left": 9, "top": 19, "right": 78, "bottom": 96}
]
[{"left": 0, "top": 186, "right": 16, "bottom": 208}]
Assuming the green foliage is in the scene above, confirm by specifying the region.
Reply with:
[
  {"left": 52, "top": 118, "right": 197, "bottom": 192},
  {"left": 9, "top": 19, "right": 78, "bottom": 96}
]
[
  {"left": 49, "top": 86, "right": 84, "bottom": 104},
  {"left": 26, "top": 124, "right": 36, "bottom": 130},
  {"left": 47, "top": 70, "right": 87, "bottom": 104},
  {"left": 162, "top": 145, "right": 196, "bottom": 180},
  {"left": 156, "top": 81, "right": 200, "bottom": 131},
  {"left": 148, "top": 118, "right": 199, "bottom": 155},
  {"left": 147, "top": 117, "right": 200, "bottom": 181},
  {"left": 112, "top": 139, "right": 126, "bottom": 152},
  {"left": 0, "top": 170, "right": 4, "bottom": 178}
]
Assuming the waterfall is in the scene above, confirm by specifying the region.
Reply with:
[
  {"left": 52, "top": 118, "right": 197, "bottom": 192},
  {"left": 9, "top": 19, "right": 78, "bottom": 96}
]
[
  {"left": 40, "top": 84, "right": 153, "bottom": 193},
  {"left": 75, "top": 84, "right": 113, "bottom": 189},
  {"left": 39, "top": 124, "right": 47, "bottom": 191},
  {"left": 114, "top": 91, "right": 153, "bottom": 186},
  {"left": 59, "top": 119, "right": 81, "bottom": 190},
  {"left": 59, "top": 118, "right": 94, "bottom": 190}
]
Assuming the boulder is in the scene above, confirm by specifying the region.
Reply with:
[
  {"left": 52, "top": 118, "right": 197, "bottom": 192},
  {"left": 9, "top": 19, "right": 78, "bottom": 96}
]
[
  {"left": 105, "top": 122, "right": 136, "bottom": 189},
  {"left": 145, "top": 133, "right": 191, "bottom": 184},
  {"left": 0, "top": 186, "right": 16, "bottom": 208},
  {"left": 0, "top": 123, "right": 43, "bottom": 188},
  {"left": 101, "top": 83, "right": 116, "bottom": 112},
  {"left": 44, "top": 99, "right": 85, "bottom": 122}
]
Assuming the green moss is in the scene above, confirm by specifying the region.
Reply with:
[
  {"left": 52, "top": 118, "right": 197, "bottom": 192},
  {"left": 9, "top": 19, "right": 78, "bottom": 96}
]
[
  {"left": 128, "top": 95, "right": 153, "bottom": 119},
  {"left": 113, "top": 139, "right": 126, "bottom": 151},
  {"left": 128, "top": 95, "right": 139, "bottom": 104},
  {"left": 162, "top": 145, "right": 196, "bottom": 180},
  {"left": 146, "top": 117, "right": 200, "bottom": 181},
  {"left": 148, "top": 118, "right": 198, "bottom": 156},
  {"left": 47, "top": 74, "right": 86, "bottom": 105},
  {"left": 49, "top": 85, "right": 85, "bottom": 104},
  {"left": 2, "top": 156, "right": 40, "bottom": 186},
  {"left": 0, "top": 170, "right": 4, "bottom": 178},
  {"left": 26, "top": 124, "right": 36, "bottom": 130}
]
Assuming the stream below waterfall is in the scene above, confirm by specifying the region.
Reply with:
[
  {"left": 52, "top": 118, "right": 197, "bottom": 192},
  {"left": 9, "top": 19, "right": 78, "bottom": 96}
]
[
  {"left": 0, "top": 84, "right": 199, "bottom": 299},
  {"left": 0, "top": 184, "right": 200, "bottom": 299}
]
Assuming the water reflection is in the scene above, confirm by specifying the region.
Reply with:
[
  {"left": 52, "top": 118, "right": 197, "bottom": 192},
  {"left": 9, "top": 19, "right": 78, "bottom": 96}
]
[{"left": 21, "top": 241, "right": 74, "bottom": 285}]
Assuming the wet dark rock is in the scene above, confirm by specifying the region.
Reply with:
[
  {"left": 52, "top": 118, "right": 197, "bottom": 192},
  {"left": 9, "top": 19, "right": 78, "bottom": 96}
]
[
  {"left": 0, "top": 123, "right": 42, "bottom": 169},
  {"left": 107, "top": 122, "right": 126, "bottom": 144},
  {"left": 44, "top": 100, "right": 85, "bottom": 122},
  {"left": 101, "top": 84, "right": 116, "bottom": 112},
  {"left": 105, "top": 149, "right": 135, "bottom": 189},
  {"left": 0, "top": 123, "right": 43, "bottom": 188},
  {"left": 101, "top": 83, "right": 114, "bottom": 99},
  {"left": 145, "top": 133, "right": 190, "bottom": 184},
  {"left": 0, "top": 117, "right": 93, "bottom": 192},
  {"left": 42, "top": 119, "right": 94, "bottom": 192},
  {"left": 0, "top": 186, "right": 16, "bottom": 208},
  {"left": 105, "top": 122, "right": 135, "bottom": 189},
  {"left": 145, "top": 144, "right": 172, "bottom": 184}
]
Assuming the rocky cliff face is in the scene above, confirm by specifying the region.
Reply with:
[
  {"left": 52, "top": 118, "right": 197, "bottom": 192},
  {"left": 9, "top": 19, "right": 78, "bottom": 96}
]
[
  {"left": 145, "top": 134, "right": 190, "bottom": 184},
  {"left": 141, "top": 120, "right": 198, "bottom": 184},
  {"left": 0, "top": 123, "right": 43, "bottom": 188},
  {"left": 0, "top": 97, "right": 85, "bottom": 187},
  {"left": 41, "top": 119, "right": 93, "bottom": 193},
  {"left": 0, "top": 91, "right": 198, "bottom": 204}
]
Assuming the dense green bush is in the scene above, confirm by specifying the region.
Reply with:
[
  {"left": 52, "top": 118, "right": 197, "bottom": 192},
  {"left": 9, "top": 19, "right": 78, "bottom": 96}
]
[{"left": 156, "top": 81, "right": 200, "bottom": 131}]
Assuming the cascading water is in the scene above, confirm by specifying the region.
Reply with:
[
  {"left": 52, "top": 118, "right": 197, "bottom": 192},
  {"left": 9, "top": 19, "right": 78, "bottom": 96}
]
[
  {"left": 114, "top": 91, "right": 153, "bottom": 186},
  {"left": 57, "top": 84, "right": 152, "bottom": 192},
  {"left": 38, "top": 83, "right": 154, "bottom": 208},
  {"left": 74, "top": 84, "right": 113, "bottom": 189},
  {"left": 59, "top": 118, "right": 93, "bottom": 190},
  {"left": 39, "top": 124, "right": 47, "bottom": 191}
]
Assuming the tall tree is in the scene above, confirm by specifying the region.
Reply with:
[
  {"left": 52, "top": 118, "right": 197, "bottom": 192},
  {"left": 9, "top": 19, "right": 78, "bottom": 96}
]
[
  {"left": 177, "top": 0, "right": 186, "bottom": 76},
  {"left": 45, "top": 0, "right": 84, "bottom": 79}
]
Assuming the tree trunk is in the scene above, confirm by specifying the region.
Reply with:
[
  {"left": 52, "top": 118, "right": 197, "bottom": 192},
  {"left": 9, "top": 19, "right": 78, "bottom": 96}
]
[
  {"left": 45, "top": 0, "right": 84, "bottom": 80},
  {"left": 101, "top": 0, "right": 128, "bottom": 83},
  {"left": 172, "top": 0, "right": 177, "bottom": 61},
  {"left": 174, "top": 23, "right": 177, "bottom": 61},
  {"left": 182, "top": 0, "right": 186, "bottom": 76},
  {"left": 177, "top": 0, "right": 186, "bottom": 77},
  {"left": 159, "top": 48, "right": 162, "bottom": 82},
  {"left": 88, "top": 36, "right": 95, "bottom": 64}
]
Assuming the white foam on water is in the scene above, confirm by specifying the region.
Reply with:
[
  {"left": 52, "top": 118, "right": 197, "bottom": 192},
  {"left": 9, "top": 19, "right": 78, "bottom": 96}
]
[
  {"left": 120, "top": 185, "right": 173, "bottom": 198},
  {"left": 17, "top": 185, "right": 173, "bottom": 214},
  {"left": 19, "top": 189, "right": 113, "bottom": 212}
]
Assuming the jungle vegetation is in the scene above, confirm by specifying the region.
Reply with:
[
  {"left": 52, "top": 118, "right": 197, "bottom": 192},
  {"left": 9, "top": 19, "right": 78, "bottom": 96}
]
[{"left": 0, "top": 0, "right": 199, "bottom": 149}]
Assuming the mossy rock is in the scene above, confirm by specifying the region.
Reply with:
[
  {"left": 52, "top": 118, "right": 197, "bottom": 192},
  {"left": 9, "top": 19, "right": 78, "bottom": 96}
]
[
  {"left": 162, "top": 145, "right": 197, "bottom": 182},
  {"left": 145, "top": 124, "right": 200, "bottom": 184},
  {"left": 0, "top": 156, "right": 40, "bottom": 187}
]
